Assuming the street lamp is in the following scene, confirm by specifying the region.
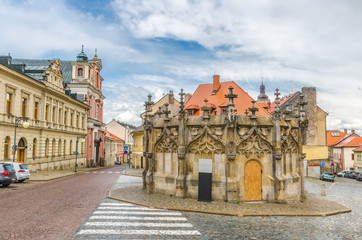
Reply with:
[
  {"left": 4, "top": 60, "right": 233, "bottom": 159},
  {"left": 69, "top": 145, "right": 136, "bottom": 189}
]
[
  {"left": 12, "top": 117, "right": 29, "bottom": 162},
  {"left": 75, "top": 136, "right": 86, "bottom": 172}
]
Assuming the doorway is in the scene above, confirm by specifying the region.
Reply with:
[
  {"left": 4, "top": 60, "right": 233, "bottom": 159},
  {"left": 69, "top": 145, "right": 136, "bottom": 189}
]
[
  {"left": 244, "top": 160, "right": 262, "bottom": 201},
  {"left": 17, "top": 138, "right": 26, "bottom": 163}
]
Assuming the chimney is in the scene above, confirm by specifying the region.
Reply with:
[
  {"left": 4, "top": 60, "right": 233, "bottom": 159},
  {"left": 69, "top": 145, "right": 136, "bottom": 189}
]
[
  {"left": 168, "top": 90, "right": 174, "bottom": 104},
  {"left": 185, "top": 93, "right": 192, "bottom": 104},
  {"left": 344, "top": 129, "right": 347, "bottom": 133},
  {"left": 112, "top": 119, "right": 115, "bottom": 121},
  {"left": 352, "top": 130, "right": 355, "bottom": 134},
  {"left": 213, "top": 75, "right": 220, "bottom": 92}
]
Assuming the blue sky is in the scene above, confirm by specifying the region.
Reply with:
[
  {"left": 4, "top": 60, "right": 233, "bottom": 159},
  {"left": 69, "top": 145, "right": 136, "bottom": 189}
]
[{"left": 1, "top": 0, "right": 361, "bottom": 133}]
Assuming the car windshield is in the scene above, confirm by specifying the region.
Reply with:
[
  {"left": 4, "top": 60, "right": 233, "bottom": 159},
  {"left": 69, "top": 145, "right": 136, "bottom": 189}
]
[
  {"left": 19, "top": 164, "right": 28, "bottom": 170},
  {"left": 325, "top": 172, "right": 333, "bottom": 175}
]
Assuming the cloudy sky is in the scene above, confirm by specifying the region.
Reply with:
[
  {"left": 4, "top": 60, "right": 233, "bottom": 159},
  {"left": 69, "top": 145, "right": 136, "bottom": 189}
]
[{"left": 1, "top": 0, "right": 361, "bottom": 133}]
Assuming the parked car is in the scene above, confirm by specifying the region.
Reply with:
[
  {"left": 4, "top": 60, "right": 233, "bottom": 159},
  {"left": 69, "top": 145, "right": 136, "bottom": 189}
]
[
  {"left": 351, "top": 171, "right": 361, "bottom": 179},
  {"left": 0, "top": 163, "right": 16, "bottom": 187},
  {"left": 0, "top": 162, "right": 30, "bottom": 182},
  {"left": 356, "top": 173, "right": 362, "bottom": 181},
  {"left": 344, "top": 170, "right": 355, "bottom": 178},
  {"left": 337, "top": 170, "right": 349, "bottom": 177},
  {"left": 320, "top": 172, "right": 335, "bottom": 182}
]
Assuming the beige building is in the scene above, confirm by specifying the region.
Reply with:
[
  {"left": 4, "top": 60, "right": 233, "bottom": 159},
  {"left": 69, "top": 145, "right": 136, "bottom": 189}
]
[{"left": 0, "top": 55, "right": 89, "bottom": 172}]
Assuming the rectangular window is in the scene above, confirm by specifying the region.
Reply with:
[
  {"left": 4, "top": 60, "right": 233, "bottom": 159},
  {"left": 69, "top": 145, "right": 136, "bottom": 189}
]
[
  {"left": 6, "top": 93, "right": 12, "bottom": 114},
  {"left": 64, "top": 110, "right": 67, "bottom": 125},
  {"left": 52, "top": 107, "right": 56, "bottom": 122},
  {"left": 58, "top": 109, "right": 61, "bottom": 124},
  {"left": 34, "top": 102, "right": 39, "bottom": 120},
  {"left": 70, "top": 112, "right": 74, "bottom": 127},
  {"left": 352, "top": 154, "right": 354, "bottom": 160},
  {"left": 76, "top": 114, "right": 79, "bottom": 128},
  {"left": 21, "top": 97, "right": 27, "bottom": 117},
  {"left": 45, "top": 105, "right": 49, "bottom": 121},
  {"left": 82, "top": 116, "right": 84, "bottom": 129}
]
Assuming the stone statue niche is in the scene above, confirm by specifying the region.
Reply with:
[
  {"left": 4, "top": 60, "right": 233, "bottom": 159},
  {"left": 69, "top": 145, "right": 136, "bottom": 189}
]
[{"left": 142, "top": 88, "right": 308, "bottom": 203}]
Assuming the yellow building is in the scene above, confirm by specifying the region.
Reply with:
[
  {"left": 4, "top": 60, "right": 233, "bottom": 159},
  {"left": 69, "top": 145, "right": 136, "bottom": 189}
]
[
  {"left": 0, "top": 55, "right": 89, "bottom": 172},
  {"left": 353, "top": 146, "right": 362, "bottom": 171},
  {"left": 132, "top": 125, "right": 144, "bottom": 168}
]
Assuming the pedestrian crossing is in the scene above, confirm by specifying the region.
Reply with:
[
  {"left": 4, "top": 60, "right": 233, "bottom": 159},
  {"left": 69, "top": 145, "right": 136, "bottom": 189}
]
[
  {"left": 75, "top": 201, "right": 201, "bottom": 239},
  {"left": 85, "top": 171, "right": 121, "bottom": 174}
]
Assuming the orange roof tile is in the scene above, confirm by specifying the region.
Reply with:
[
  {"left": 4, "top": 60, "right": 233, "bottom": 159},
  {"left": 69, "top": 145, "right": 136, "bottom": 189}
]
[
  {"left": 342, "top": 136, "right": 362, "bottom": 147},
  {"left": 353, "top": 146, "right": 362, "bottom": 152},
  {"left": 105, "top": 130, "right": 124, "bottom": 141},
  {"left": 184, "top": 80, "right": 271, "bottom": 117},
  {"left": 326, "top": 130, "right": 347, "bottom": 146}
]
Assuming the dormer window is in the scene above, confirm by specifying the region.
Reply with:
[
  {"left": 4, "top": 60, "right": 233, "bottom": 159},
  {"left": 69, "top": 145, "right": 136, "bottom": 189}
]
[{"left": 77, "top": 68, "right": 83, "bottom": 77}]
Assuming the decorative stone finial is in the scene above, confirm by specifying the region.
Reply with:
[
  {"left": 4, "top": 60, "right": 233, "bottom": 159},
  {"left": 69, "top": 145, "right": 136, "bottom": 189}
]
[
  {"left": 156, "top": 106, "right": 163, "bottom": 118},
  {"left": 248, "top": 100, "right": 259, "bottom": 117},
  {"left": 178, "top": 88, "right": 186, "bottom": 118},
  {"left": 244, "top": 109, "right": 249, "bottom": 116},
  {"left": 273, "top": 88, "right": 281, "bottom": 120},
  {"left": 162, "top": 103, "right": 171, "bottom": 118},
  {"left": 201, "top": 98, "right": 212, "bottom": 116}
]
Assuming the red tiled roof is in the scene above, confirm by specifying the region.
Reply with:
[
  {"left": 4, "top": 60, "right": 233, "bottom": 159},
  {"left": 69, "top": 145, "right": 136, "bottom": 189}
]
[
  {"left": 333, "top": 135, "right": 361, "bottom": 148},
  {"left": 105, "top": 130, "right": 124, "bottom": 141},
  {"left": 353, "top": 146, "right": 362, "bottom": 152},
  {"left": 342, "top": 136, "right": 362, "bottom": 147},
  {"left": 184, "top": 80, "right": 271, "bottom": 117},
  {"left": 268, "top": 92, "right": 298, "bottom": 113},
  {"left": 326, "top": 130, "right": 347, "bottom": 146}
]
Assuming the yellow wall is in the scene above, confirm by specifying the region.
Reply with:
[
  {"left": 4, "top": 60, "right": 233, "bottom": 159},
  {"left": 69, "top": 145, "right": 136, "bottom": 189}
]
[
  {"left": 132, "top": 131, "right": 144, "bottom": 168},
  {"left": 303, "top": 145, "right": 328, "bottom": 160}
]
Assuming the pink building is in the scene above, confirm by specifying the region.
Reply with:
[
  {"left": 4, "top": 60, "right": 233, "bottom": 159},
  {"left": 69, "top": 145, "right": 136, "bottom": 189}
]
[{"left": 67, "top": 47, "right": 106, "bottom": 166}]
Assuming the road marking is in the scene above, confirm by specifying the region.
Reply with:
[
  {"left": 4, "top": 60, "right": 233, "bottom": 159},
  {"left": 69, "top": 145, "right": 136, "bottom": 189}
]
[
  {"left": 107, "top": 171, "right": 113, "bottom": 173},
  {"left": 98, "top": 206, "right": 162, "bottom": 211},
  {"left": 85, "top": 222, "right": 193, "bottom": 227},
  {"left": 89, "top": 216, "right": 187, "bottom": 221},
  {"left": 93, "top": 172, "right": 98, "bottom": 173},
  {"left": 100, "top": 171, "right": 105, "bottom": 173},
  {"left": 77, "top": 229, "right": 201, "bottom": 235},
  {"left": 93, "top": 211, "right": 182, "bottom": 215},
  {"left": 100, "top": 203, "right": 133, "bottom": 206},
  {"left": 85, "top": 172, "right": 90, "bottom": 173},
  {"left": 329, "top": 182, "right": 336, "bottom": 189},
  {"left": 115, "top": 171, "right": 120, "bottom": 173},
  {"left": 328, "top": 195, "right": 362, "bottom": 200},
  {"left": 305, "top": 179, "right": 321, "bottom": 187}
]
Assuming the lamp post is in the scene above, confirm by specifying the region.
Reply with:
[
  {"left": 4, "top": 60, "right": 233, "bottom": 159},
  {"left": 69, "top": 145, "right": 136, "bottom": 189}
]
[
  {"left": 12, "top": 117, "right": 30, "bottom": 162},
  {"left": 75, "top": 136, "right": 86, "bottom": 172}
]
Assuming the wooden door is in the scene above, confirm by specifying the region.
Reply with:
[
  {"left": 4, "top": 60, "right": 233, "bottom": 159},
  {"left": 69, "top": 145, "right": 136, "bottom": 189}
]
[
  {"left": 244, "top": 160, "right": 262, "bottom": 201},
  {"left": 17, "top": 149, "right": 24, "bottom": 163}
]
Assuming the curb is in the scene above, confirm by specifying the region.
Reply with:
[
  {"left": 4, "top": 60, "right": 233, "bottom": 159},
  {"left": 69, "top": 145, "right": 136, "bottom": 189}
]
[
  {"left": 107, "top": 190, "right": 352, "bottom": 218},
  {"left": 29, "top": 166, "right": 114, "bottom": 182}
]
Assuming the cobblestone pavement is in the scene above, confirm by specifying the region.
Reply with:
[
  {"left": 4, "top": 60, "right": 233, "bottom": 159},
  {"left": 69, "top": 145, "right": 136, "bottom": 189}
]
[
  {"left": 0, "top": 165, "right": 127, "bottom": 240},
  {"left": 72, "top": 174, "right": 361, "bottom": 239}
]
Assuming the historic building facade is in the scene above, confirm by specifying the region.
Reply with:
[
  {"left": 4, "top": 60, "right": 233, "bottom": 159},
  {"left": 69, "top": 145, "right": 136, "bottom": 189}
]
[
  {"left": 0, "top": 55, "right": 89, "bottom": 171},
  {"left": 12, "top": 47, "right": 106, "bottom": 167},
  {"left": 142, "top": 87, "right": 308, "bottom": 202}
]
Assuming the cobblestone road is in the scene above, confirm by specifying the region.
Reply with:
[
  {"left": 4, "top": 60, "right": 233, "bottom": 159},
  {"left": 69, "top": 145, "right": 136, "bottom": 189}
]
[
  {"left": 72, "top": 175, "right": 361, "bottom": 240},
  {"left": 0, "top": 165, "right": 126, "bottom": 240}
]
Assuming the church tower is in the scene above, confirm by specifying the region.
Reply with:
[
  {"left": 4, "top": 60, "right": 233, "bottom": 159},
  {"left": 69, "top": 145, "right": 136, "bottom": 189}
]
[{"left": 257, "top": 81, "right": 270, "bottom": 103}]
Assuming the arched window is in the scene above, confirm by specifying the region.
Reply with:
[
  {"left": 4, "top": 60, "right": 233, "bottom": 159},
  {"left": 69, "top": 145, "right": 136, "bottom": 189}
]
[
  {"left": 4, "top": 136, "right": 10, "bottom": 160},
  {"left": 52, "top": 139, "right": 55, "bottom": 156},
  {"left": 63, "top": 140, "right": 66, "bottom": 155},
  {"left": 45, "top": 138, "right": 49, "bottom": 157},
  {"left": 58, "top": 139, "right": 61, "bottom": 156},
  {"left": 32, "top": 138, "right": 37, "bottom": 157},
  {"left": 70, "top": 140, "right": 73, "bottom": 155},
  {"left": 77, "top": 68, "right": 83, "bottom": 77}
]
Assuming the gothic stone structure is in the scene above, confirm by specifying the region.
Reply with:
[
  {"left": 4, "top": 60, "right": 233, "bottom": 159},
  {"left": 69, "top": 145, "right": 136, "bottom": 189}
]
[{"left": 142, "top": 88, "right": 308, "bottom": 202}]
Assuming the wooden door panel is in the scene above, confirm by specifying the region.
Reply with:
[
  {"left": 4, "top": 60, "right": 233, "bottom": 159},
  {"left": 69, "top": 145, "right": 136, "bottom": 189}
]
[{"left": 244, "top": 160, "right": 262, "bottom": 201}]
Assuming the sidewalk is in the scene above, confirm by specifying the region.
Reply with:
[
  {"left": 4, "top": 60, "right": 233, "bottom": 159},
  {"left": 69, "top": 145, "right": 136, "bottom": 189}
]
[
  {"left": 29, "top": 166, "right": 111, "bottom": 181},
  {"left": 109, "top": 169, "right": 352, "bottom": 217}
]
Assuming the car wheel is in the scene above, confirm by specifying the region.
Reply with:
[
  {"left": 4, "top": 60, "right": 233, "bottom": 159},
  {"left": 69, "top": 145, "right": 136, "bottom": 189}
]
[
  {"left": 18, "top": 179, "right": 25, "bottom": 183},
  {"left": 2, "top": 184, "right": 10, "bottom": 187}
]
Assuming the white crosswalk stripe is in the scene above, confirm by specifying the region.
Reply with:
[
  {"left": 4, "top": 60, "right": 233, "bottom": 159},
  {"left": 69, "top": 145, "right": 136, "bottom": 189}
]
[{"left": 76, "top": 200, "right": 201, "bottom": 238}]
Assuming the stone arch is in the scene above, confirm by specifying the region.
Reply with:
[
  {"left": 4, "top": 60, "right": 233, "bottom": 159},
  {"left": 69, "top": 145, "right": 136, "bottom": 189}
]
[
  {"left": 187, "top": 130, "right": 225, "bottom": 155},
  {"left": 237, "top": 129, "right": 273, "bottom": 159},
  {"left": 154, "top": 128, "right": 178, "bottom": 153},
  {"left": 244, "top": 159, "right": 262, "bottom": 201},
  {"left": 17, "top": 137, "right": 27, "bottom": 163}
]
